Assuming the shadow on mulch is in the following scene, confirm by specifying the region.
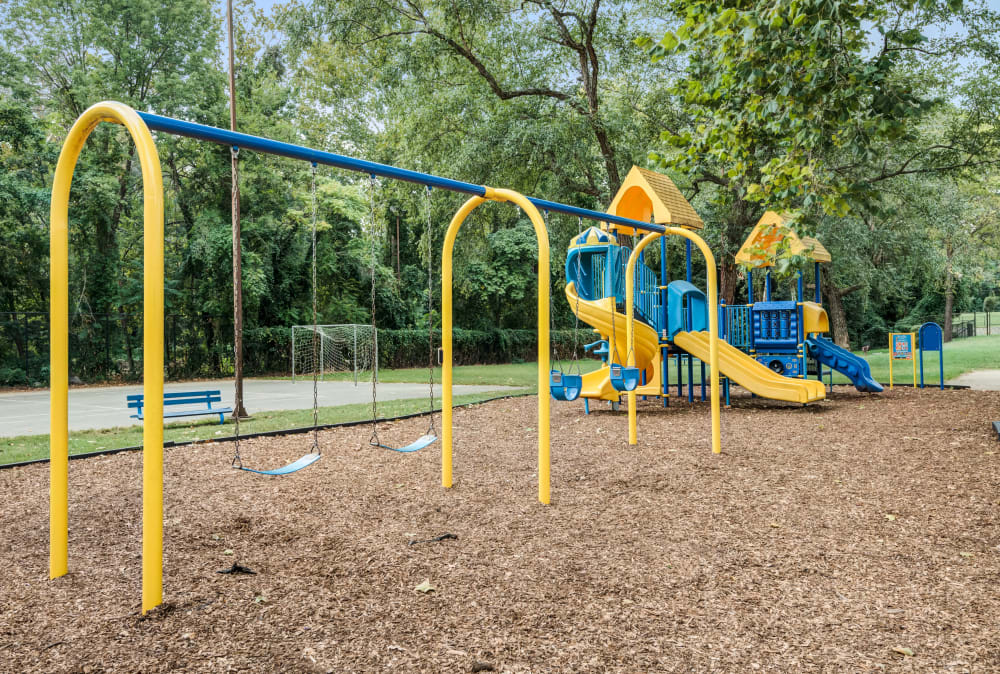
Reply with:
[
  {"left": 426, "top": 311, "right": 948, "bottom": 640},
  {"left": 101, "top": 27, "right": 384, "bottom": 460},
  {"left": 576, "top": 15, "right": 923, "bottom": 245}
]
[{"left": 1, "top": 385, "right": 998, "bottom": 672}]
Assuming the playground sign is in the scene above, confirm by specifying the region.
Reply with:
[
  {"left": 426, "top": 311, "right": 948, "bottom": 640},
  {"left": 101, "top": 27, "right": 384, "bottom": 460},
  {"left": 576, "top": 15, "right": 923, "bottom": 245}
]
[{"left": 889, "top": 332, "right": 917, "bottom": 389}]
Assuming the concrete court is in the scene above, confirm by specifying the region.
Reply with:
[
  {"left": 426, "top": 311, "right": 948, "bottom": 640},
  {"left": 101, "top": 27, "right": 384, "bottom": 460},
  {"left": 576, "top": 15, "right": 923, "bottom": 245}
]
[
  {"left": 0, "top": 379, "right": 520, "bottom": 437},
  {"left": 946, "top": 369, "right": 1000, "bottom": 390}
]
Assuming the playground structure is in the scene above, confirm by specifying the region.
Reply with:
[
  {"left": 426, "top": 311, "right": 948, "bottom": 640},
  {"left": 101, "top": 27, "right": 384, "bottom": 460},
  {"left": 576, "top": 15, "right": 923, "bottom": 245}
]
[
  {"left": 557, "top": 169, "right": 826, "bottom": 421},
  {"left": 47, "top": 101, "right": 698, "bottom": 615},
  {"left": 729, "top": 212, "right": 883, "bottom": 394},
  {"left": 556, "top": 199, "right": 897, "bottom": 419}
]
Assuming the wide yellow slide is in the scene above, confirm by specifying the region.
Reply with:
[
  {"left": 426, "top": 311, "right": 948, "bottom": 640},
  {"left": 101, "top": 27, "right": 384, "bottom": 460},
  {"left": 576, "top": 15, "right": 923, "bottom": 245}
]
[
  {"left": 565, "top": 282, "right": 662, "bottom": 401},
  {"left": 673, "top": 331, "right": 826, "bottom": 403}
]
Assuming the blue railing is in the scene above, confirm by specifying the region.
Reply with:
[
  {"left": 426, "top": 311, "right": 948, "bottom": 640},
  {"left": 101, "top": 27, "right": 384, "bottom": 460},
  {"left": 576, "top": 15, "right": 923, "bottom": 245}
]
[
  {"left": 634, "top": 262, "right": 660, "bottom": 329},
  {"left": 721, "top": 304, "right": 753, "bottom": 350}
]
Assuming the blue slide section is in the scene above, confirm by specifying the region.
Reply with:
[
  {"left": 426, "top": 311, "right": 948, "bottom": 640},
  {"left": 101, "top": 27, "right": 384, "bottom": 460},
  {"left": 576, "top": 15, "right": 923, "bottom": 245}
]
[{"left": 806, "top": 335, "right": 884, "bottom": 393}]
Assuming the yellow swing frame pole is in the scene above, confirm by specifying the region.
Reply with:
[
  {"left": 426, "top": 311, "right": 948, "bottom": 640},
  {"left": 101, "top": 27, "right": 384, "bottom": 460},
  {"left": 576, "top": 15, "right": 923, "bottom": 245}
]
[
  {"left": 49, "top": 102, "right": 165, "bottom": 614},
  {"left": 442, "top": 188, "right": 551, "bottom": 503},
  {"left": 625, "top": 229, "right": 721, "bottom": 453}
]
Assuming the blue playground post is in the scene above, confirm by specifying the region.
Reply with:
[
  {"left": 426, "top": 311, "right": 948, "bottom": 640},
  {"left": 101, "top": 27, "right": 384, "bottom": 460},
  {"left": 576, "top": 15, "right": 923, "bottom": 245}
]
[
  {"left": 747, "top": 269, "right": 753, "bottom": 304},
  {"left": 918, "top": 322, "right": 945, "bottom": 390},
  {"left": 797, "top": 270, "right": 806, "bottom": 378},
  {"left": 814, "top": 262, "right": 821, "bottom": 303},
  {"left": 660, "top": 237, "right": 669, "bottom": 407},
  {"left": 765, "top": 271, "right": 772, "bottom": 301},
  {"left": 685, "top": 239, "right": 692, "bottom": 283}
]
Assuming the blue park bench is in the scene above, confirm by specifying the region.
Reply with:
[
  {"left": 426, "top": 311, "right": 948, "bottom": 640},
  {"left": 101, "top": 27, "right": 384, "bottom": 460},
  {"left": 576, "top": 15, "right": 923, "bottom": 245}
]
[{"left": 127, "top": 390, "right": 233, "bottom": 424}]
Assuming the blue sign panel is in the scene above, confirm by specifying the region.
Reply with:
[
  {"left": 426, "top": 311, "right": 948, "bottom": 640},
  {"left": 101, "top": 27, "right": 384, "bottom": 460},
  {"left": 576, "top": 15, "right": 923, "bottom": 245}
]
[{"left": 919, "top": 322, "right": 943, "bottom": 351}]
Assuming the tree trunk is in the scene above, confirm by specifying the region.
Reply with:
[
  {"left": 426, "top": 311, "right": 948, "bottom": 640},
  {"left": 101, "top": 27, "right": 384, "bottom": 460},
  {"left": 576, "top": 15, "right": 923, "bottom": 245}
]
[
  {"left": 821, "top": 267, "right": 864, "bottom": 350},
  {"left": 943, "top": 241, "right": 954, "bottom": 342},
  {"left": 719, "top": 260, "right": 739, "bottom": 305}
]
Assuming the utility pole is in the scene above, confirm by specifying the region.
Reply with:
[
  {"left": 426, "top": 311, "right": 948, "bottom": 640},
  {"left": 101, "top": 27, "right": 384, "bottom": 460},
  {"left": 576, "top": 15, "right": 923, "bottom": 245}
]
[{"left": 228, "top": 0, "right": 248, "bottom": 419}]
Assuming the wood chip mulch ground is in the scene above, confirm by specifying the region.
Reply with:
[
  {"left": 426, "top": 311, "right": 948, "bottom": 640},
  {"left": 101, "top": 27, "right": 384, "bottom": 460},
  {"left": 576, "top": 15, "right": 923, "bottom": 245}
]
[{"left": 1, "top": 386, "right": 999, "bottom": 672}]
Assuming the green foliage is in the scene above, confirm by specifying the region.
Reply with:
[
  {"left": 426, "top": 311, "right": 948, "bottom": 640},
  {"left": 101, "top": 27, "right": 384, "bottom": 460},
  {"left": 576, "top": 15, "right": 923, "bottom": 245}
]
[
  {"left": 1, "top": 0, "right": 1000, "bottom": 379},
  {"left": 984, "top": 296, "right": 999, "bottom": 313}
]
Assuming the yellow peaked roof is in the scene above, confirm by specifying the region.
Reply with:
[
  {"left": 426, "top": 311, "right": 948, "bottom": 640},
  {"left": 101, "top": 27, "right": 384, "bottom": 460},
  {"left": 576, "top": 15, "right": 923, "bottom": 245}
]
[
  {"left": 734, "top": 211, "right": 832, "bottom": 266},
  {"left": 606, "top": 166, "right": 704, "bottom": 234}
]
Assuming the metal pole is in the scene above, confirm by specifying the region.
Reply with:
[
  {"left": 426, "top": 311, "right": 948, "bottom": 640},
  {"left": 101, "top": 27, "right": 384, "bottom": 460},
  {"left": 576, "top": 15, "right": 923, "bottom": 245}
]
[
  {"left": 319, "top": 326, "right": 324, "bottom": 382},
  {"left": 135, "top": 113, "right": 669, "bottom": 236},
  {"left": 227, "top": 0, "right": 248, "bottom": 420},
  {"left": 685, "top": 239, "right": 692, "bottom": 283},
  {"left": 354, "top": 324, "right": 358, "bottom": 386},
  {"left": 291, "top": 327, "right": 295, "bottom": 382}
]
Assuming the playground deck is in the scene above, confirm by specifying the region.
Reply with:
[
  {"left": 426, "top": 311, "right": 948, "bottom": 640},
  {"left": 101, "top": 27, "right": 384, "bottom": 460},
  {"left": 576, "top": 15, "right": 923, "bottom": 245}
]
[{"left": 1, "top": 387, "right": 998, "bottom": 671}]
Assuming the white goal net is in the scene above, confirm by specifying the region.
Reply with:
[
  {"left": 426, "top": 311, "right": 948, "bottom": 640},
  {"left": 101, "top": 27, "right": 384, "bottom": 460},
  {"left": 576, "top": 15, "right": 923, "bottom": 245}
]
[{"left": 291, "top": 324, "right": 377, "bottom": 384}]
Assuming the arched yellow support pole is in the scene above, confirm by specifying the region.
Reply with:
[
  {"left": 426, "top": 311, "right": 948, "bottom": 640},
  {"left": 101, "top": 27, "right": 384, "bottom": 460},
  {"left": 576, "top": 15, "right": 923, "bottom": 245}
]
[
  {"left": 625, "top": 229, "right": 721, "bottom": 453},
  {"left": 442, "top": 188, "right": 551, "bottom": 503},
  {"left": 49, "top": 102, "right": 165, "bottom": 614}
]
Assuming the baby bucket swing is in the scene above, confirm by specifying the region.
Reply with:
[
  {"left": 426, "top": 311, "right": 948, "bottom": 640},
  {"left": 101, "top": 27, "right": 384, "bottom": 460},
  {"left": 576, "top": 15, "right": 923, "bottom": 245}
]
[{"left": 366, "top": 178, "right": 437, "bottom": 453}]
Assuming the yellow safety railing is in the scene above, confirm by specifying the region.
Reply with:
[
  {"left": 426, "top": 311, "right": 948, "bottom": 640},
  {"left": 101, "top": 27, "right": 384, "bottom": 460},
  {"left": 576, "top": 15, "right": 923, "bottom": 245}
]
[
  {"left": 441, "top": 188, "right": 551, "bottom": 504},
  {"left": 625, "top": 229, "right": 721, "bottom": 453},
  {"left": 49, "top": 101, "right": 165, "bottom": 614}
]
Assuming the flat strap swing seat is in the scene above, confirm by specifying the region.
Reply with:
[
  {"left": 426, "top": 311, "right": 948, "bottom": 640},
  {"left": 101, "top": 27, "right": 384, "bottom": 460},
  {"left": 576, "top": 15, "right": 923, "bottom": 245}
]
[
  {"left": 235, "top": 452, "right": 321, "bottom": 476},
  {"left": 371, "top": 433, "right": 437, "bottom": 453}
]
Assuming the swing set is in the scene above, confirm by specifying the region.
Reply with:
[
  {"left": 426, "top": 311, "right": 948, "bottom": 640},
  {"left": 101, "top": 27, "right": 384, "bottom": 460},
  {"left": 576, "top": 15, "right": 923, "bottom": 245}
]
[{"left": 47, "top": 101, "right": 675, "bottom": 614}]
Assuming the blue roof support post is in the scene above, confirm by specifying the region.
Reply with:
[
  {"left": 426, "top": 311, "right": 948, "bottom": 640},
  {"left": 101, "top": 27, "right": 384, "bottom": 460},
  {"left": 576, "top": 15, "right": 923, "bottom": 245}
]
[
  {"left": 660, "top": 236, "right": 668, "bottom": 407},
  {"left": 798, "top": 271, "right": 806, "bottom": 378},
  {"left": 685, "top": 239, "right": 693, "bottom": 283},
  {"left": 747, "top": 269, "right": 753, "bottom": 304},
  {"left": 765, "top": 271, "right": 772, "bottom": 301},
  {"left": 814, "top": 262, "right": 821, "bottom": 303}
]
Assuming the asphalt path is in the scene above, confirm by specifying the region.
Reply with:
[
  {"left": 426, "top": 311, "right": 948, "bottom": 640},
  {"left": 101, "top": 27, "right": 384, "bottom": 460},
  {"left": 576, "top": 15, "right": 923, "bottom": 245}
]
[{"left": 0, "top": 378, "right": 520, "bottom": 437}]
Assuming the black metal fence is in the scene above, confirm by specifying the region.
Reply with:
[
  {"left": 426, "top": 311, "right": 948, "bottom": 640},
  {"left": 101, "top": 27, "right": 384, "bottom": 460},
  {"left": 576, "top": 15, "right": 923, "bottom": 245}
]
[
  {"left": 0, "top": 312, "right": 293, "bottom": 386},
  {"left": 0, "top": 312, "right": 586, "bottom": 386}
]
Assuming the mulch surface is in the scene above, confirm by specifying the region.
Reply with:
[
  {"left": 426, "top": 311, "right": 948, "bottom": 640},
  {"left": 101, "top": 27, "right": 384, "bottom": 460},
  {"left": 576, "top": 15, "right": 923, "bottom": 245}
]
[{"left": 2, "top": 386, "right": 999, "bottom": 672}]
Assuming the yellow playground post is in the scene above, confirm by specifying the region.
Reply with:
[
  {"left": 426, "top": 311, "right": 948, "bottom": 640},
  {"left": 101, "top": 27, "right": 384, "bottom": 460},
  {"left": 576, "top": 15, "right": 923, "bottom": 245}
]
[
  {"left": 49, "top": 102, "right": 165, "bottom": 614},
  {"left": 441, "top": 188, "right": 551, "bottom": 504},
  {"left": 624, "top": 230, "right": 722, "bottom": 453}
]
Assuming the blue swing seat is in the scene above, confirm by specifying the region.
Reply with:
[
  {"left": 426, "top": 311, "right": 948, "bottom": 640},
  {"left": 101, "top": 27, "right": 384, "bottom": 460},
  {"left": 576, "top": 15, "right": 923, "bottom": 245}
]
[
  {"left": 236, "top": 452, "right": 321, "bottom": 476},
  {"left": 609, "top": 364, "right": 641, "bottom": 392},
  {"left": 372, "top": 434, "right": 437, "bottom": 453},
  {"left": 549, "top": 369, "right": 582, "bottom": 401}
]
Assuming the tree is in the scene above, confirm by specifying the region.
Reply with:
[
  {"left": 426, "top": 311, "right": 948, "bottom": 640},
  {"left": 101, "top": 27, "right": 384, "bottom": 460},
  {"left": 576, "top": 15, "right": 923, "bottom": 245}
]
[{"left": 640, "top": 0, "right": 1000, "bottom": 305}]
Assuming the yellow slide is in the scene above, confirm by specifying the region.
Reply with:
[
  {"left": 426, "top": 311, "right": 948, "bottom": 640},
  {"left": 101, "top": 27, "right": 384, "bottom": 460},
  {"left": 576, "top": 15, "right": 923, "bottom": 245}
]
[
  {"left": 565, "top": 282, "right": 663, "bottom": 401},
  {"left": 673, "top": 331, "right": 826, "bottom": 403}
]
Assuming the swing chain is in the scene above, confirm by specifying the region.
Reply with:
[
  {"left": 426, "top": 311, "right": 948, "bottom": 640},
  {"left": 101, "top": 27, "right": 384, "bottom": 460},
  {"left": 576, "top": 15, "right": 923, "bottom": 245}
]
[
  {"left": 424, "top": 186, "right": 437, "bottom": 437},
  {"left": 367, "top": 175, "right": 381, "bottom": 448},
  {"left": 310, "top": 163, "right": 320, "bottom": 453},
  {"left": 542, "top": 209, "right": 563, "bottom": 373},
  {"left": 231, "top": 144, "right": 242, "bottom": 468},
  {"left": 571, "top": 216, "right": 584, "bottom": 376}
]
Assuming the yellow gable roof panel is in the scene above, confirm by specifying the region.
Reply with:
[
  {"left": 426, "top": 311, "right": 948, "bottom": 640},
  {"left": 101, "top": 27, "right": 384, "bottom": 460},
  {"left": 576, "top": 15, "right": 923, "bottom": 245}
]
[
  {"left": 734, "top": 211, "right": 832, "bottom": 266},
  {"left": 606, "top": 166, "right": 704, "bottom": 234}
]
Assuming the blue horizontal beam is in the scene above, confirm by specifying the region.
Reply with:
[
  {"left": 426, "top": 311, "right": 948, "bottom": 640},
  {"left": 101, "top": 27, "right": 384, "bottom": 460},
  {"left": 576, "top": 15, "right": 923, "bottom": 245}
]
[{"left": 138, "top": 112, "right": 665, "bottom": 234}]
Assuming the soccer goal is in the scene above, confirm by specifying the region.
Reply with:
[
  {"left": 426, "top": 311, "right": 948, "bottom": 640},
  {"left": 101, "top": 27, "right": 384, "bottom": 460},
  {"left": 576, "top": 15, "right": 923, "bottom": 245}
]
[{"left": 291, "top": 324, "right": 377, "bottom": 384}]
